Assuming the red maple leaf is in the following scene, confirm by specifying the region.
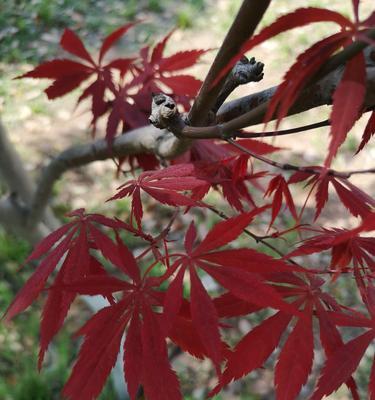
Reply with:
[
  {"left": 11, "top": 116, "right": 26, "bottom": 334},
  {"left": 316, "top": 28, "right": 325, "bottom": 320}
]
[
  {"left": 211, "top": 276, "right": 362, "bottom": 400},
  {"left": 288, "top": 168, "right": 374, "bottom": 220},
  {"left": 286, "top": 214, "right": 375, "bottom": 276},
  {"left": 108, "top": 164, "right": 206, "bottom": 227},
  {"left": 133, "top": 30, "right": 209, "bottom": 99},
  {"left": 162, "top": 212, "right": 304, "bottom": 371},
  {"left": 59, "top": 262, "right": 182, "bottom": 400},
  {"left": 311, "top": 285, "right": 375, "bottom": 399},
  {"left": 3, "top": 209, "right": 133, "bottom": 368}
]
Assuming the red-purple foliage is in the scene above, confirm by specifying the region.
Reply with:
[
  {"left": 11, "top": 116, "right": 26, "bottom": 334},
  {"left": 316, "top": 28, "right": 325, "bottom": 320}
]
[{"left": 5, "top": 4, "right": 375, "bottom": 399}]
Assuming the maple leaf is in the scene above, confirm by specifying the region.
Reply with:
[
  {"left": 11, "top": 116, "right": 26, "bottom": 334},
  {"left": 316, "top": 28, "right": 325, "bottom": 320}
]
[
  {"left": 288, "top": 168, "right": 374, "bottom": 220},
  {"left": 211, "top": 275, "right": 363, "bottom": 400},
  {"left": 311, "top": 285, "right": 375, "bottom": 400},
  {"left": 3, "top": 209, "right": 134, "bottom": 367},
  {"left": 162, "top": 212, "right": 304, "bottom": 371},
  {"left": 18, "top": 25, "right": 137, "bottom": 97},
  {"left": 212, "top": 7, "right": 369, "bottom": 163},
  {"left": 191, "top": 155, "right": 267, "bottom": 211},
  {"left": 314, "top": 301, "right": 360, "bottom": 399},
  {"left": 209, "top": 310, "right": 293, "bottom": 396},
  {"left": 275, "top": 302, "right": 314, "bottom": 400},
  {"left": 59, "top": 247, "right": 182, "bottom": 400},
  {"left": 220, "top": 138, "right": 282, "bottom": 156},
  {"left": 108, "top": 164, "right": 206, "bottom": 227},
  {"left": 286, "top": 215, "right": 375, "bottom": 276},
  {"left": 17, "top": 25, "right": 137, "bottom": 136},
  {"left": 265, "top": 31, "right": 350, "bottom": 126},
  {"left": 134, "top": 30, "right": 209, "bottom": 100}
]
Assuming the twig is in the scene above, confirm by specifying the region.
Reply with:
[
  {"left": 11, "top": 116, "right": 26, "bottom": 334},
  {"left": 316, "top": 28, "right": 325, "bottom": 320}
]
[
  {"left": 225, "top": 138, "right": 375, "bottom": 179},
  {"left": 212, "top": 56, "right": 264, "bottom": 114},
  {"left": 234, "top": 119, "right": 330, "bottom": 138}
]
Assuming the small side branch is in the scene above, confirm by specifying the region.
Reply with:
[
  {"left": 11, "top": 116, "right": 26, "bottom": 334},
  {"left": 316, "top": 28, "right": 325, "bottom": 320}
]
[
  {"left": 212, "top": 56, "right": 264, "bottom": 113},
  {"left": 225, "top": 138, "right": 374, "bottom": 179}
]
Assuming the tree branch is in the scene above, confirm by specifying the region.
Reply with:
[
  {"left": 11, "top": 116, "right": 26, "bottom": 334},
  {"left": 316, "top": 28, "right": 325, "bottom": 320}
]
[
  {"left": 0, "top": 117, "right": 59, "bottom": 241},
  {"left": 27, "top": 125, "right": 190, "bottom": 227},
  {"left": 212, "top": 56, "right": 264, "bottom": 114},
  {"left": 225, "top": 138, "right": 374, "bottom": 179},
  {"left": 188, "top": 0, "right": 271, "bottom": 125}
]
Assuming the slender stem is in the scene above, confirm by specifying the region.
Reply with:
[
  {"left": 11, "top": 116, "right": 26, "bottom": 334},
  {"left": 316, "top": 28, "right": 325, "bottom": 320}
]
[
  {"left": 181, "top": 118, "right": 331, "bottom": 139},
  {"left": 226, "top": 138, "right": 374, "bottom": 179},
  {"left": 235, "top": 119, "right": 330, "bottom": 138}
]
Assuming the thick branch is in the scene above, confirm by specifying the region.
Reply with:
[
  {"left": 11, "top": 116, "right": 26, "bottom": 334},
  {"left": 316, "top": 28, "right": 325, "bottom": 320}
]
[
  {"left": 0, "top": 118, "right": 35, "bottom": 202},
  {"left": 188, "top": 0, "right": 271, "bottom": 125},
  {"left": 27, "top": 125, "right": 190, "bottom": 226}
]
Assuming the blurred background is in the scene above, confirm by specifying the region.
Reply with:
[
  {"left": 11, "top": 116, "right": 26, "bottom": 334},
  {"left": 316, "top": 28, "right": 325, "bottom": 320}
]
[{"left": 0, "top": 0, "right": 374, "bottom": 399}]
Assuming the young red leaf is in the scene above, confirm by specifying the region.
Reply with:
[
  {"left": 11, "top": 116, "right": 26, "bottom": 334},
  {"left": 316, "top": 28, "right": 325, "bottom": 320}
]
[
  {"left": 45, "top": 72, "right": 92, "bottom": 99},
  {"left": 264, "top": 175, "right": 297, "bottom": 227},
  {"left": 38, "top": 228, "right": 90, "bottom": 368},
  {"left": 221, "top": 138, "right": 282, "bottom": 155},
  {"left": 168, "top": 314, "right": 208, "bottom": 359},
  {"left": 106, "top": 58, "right": 135, "bottom": 76},
  {"left": 16, "top": 59, "right": 92, "bottom": 80},
  {"left": 214, "top": 292, "right": 263, "bottom": 318},
  {"left": 264, "top": 32, "right": 349, "bottom": 125},
  {"left": 286, "top": 221, "right": 375, "bottom": 274},
  {"left": 20, "top": 221, "right": 75, "bottom": 265},
  {"left": 160, "top": 50, "right": 209, "bottom": 71},
  {"left": 158, "top": 75, "right": 202, "bottom": 97},
  {"left": 184, "top": 221, "right": 197, "bottom": 254},
  {"left": 201, "top": 263, "right": 300, "bottom": 317},
  {"left": 4, "top": 229, "right": 75, "bottom": 321},
  {"left": 315, "top": 301, "right": 360, "bottom": 399},
  {"left": 109, "top": 164, "right": 205, "bottom": 226},
  {"left": 163, "top": 267, "right": 185, "bottom": 335},
  {"left": 151, "top": 29, "right": 175, "bottom": 65}
]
